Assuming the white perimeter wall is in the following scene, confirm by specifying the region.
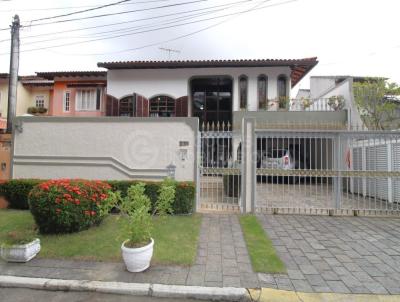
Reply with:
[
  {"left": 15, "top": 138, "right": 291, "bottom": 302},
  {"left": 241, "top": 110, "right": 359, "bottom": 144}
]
[
  {"left": 107, "top": 66, "right": 291, "bottom": 112},
  {"left": 12, "top": 117, "right": 198, "bottom": 181}
]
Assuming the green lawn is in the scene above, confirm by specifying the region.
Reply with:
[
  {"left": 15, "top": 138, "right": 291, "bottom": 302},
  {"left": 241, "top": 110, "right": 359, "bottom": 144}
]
[
  {"left": 0, "top": 210, "right": 202, "bottom": 265},
  {"left": 239, "top": 215, "right": 286, "bottom": 273}
]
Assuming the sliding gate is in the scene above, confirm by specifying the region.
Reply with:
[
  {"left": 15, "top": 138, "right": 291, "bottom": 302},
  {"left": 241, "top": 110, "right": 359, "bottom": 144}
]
[{"left": 255, "top": 129, "right": 400, "bottom": 216}]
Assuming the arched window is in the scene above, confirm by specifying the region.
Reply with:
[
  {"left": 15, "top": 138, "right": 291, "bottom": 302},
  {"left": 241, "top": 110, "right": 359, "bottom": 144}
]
[
  {"left": 258, "top": 75, "right": 268, "bottom": 110},
  {"left": 119, "top": 96, "right": 134, "bottom": 116},
  {"left": 277, "top": 75, "right": 288, "bottom": 109},
  {"left": 277, "top": 75, "right": 288, "bottom": 98},
  {"left": 149, "top": 95, "right": 175, "bottom": 117},
  {"left": 239, "top": 75, "right": 248, "bottom": 110}
]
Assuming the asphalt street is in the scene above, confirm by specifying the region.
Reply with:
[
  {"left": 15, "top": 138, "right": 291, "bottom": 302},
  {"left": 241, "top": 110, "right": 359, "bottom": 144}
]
[{"left": 0, "top": 288, "right": 213, "bottom": 302}]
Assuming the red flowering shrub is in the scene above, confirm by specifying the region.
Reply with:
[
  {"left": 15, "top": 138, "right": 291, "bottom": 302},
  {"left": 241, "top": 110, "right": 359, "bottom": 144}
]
[{"left": 28, "top": 179, "right": 112, "bottom": 234}]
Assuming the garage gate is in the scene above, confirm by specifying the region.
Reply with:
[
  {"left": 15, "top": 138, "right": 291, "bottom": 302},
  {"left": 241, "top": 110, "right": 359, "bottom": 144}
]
[
  {"left": 255, "top": 130, "right": 400, "bottom": 215},
  {"left": 197, "top": 122, "right": 400, "bottom": 216}
]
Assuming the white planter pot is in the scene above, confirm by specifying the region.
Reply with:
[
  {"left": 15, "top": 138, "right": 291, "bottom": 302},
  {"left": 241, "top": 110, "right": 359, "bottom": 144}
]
[
  {"left": 121, "top": 238, "right": 154, "bottom": 272},
  {"left": 0, "top": 238, "right": 41, "bottom": 262}
]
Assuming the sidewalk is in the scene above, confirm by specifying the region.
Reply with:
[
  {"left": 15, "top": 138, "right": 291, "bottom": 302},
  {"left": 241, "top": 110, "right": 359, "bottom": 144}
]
[
  {"left": 1, "top": 214, "right": 400, "bottom": 300},
  {"left": 0, "top": 215, "right": 261, "bottom": 287}
]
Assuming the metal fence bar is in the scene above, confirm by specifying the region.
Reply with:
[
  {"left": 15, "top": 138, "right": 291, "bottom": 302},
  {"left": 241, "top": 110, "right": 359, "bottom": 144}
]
[{"left": 254, "top": 129, "right": 400, "bottom": 216}]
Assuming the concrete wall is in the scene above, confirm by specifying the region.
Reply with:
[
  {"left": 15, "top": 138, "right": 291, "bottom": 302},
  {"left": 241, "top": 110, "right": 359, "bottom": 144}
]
[
  {"left": 310, "top": 77, "right": 336, "bottom": 98},
  {"left": 107, "top": 66, "right": 292, "bottom": 113},
  {"left": 233, "top": 110, "right": 348, "bottom": 131},
  {"left": 12, "top": 117, "right": 198, "bottom": 181}
]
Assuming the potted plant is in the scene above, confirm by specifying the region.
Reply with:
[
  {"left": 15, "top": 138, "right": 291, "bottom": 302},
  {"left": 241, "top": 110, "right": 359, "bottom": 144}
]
[
  {"left": 108, "top": 179, "right": 175, "bottom": 272},
  {"left": 328, "top": 95, "right": 345, "bottom": 111},
  {"left": 0, "top": 229, "right": 40, "bottom": 262},
  {"left": 301, "top": 97, "right": 313, "bottom": 110},
  {"left": 278, "top": 96, "right": 290, "bottom": 110}
]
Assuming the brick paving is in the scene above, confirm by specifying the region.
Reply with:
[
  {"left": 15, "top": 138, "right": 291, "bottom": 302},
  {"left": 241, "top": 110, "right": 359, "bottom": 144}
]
[{"left": 258, "top": 214, "right": 400, "bottom": 294}]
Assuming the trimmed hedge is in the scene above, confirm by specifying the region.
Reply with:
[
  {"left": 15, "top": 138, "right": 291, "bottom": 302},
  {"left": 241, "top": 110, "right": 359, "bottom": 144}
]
[
  {"left": 29, "top": 179, "right": 112, "bottom": 234},
  {"left": 0, "top": 179, "right": 195, "bottom": 214},
  {"left": 0, "top": 179, "right": 42, "bottom": 209},
  {"left": 107, "top": 180, "right": 195, "bottom": 214}
]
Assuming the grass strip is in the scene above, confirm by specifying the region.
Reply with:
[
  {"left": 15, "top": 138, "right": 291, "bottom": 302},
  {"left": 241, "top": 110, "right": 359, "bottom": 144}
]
[{"left": 239, "top": 215, "right": 286, "bottom": 273}]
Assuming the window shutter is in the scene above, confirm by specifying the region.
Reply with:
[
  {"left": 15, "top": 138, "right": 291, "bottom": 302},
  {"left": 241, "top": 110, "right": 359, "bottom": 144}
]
[
  {"left": 106, "top": 95, "right": 118, "bottom": 116},
  {"left": 175, "top": 96, "right": 188, "bottom": 117},
  {"left": 135, "top": 95, "right": 149, "bottom": 117}
]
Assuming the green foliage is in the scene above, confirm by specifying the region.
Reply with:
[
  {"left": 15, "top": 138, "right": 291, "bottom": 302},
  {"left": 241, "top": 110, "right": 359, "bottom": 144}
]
[
  {"left": 27, "top": 107, "right": 48, "bottom": 115},
  {"left": 107, "top": 180, "right": 194, "bottom": 214},
  {"left": 0, "top": 210, "right": 201, "bottom": 264},
  {"left": 239, "top": 215, "right": 286, "bottom": 273},
  {"left": 328, "top": 95, "right": 345, "bottom": 111},
  {"left": 117, "top": 183, "right": 152, "bottom": 246},
  {"left": 154, "top": 178, "right": 175, "bottom": 216},
  {"left": 173, "top": 182, "right": 195, "bottom": 214},
  {"left": 301, "top": 97, "right": 313, "bottom": 109},
  {"left": 354, "top": 80, "right": 400, "bottom": 130},
  {"left": 0, "top": 179, "right": 43, "bottom": 209},
  {"left": 28, "top": 179, "right": 112, "bottom": 234},
  {"left": 117, "top": 179, "right": 177, "bottom": 246},
  {"left": 278, "top": 96, "right": 290, "bottom": 109},
  {"left": 1, "top": 228, "right": 37, "bottom": 246},
  {"left": 0, "top": 179, "right": 195, "bottom": 214}
]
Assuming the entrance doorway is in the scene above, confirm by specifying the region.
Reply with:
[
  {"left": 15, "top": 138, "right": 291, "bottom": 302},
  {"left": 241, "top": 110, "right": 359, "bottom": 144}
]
[{"left": 191, "top": 77, "right": 233, "bottom": 126}]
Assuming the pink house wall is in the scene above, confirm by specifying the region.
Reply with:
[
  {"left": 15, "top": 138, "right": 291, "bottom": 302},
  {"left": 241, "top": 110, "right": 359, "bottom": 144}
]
[{"left": 49, "top": 81, "right": 107, "bottom": 117}]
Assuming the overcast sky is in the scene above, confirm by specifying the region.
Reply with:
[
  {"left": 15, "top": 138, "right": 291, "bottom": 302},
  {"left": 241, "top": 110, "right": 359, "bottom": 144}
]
[{"left": 0, "top": 0, "right": 399, "bottom": 90}]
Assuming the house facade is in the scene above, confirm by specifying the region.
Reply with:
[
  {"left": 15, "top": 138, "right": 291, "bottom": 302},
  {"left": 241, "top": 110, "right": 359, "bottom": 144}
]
[
  {"left": 98, "top": 58, "right": 319, "bottom": 126},
  {"left": 36, "top": 71, "right": 107, "bottom": 117}
]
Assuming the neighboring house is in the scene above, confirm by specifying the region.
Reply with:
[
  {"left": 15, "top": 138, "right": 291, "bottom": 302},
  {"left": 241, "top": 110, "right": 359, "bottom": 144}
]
[
  {"left": 0, "top": 74, "right": 53, "bottom": 130},
  {"left": 295, "top": 88, "right": 310, "bottom": 99},
  {"left": 292, "top": 75, "right": 389, "bottom": 128},
  {"left": 36, "top": 71, "right": 107, "bottom": 117},
  {"left": 0, "top": 71, "right": 108, "bottom": 127},
  {"left": 98, "top": 58, "right": 319, "bottom": 125}
]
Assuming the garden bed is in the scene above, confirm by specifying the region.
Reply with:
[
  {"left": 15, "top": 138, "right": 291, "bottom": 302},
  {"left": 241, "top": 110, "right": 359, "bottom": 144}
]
[{"left": 0, "top": 210, "right": 201, "bottom": 265}]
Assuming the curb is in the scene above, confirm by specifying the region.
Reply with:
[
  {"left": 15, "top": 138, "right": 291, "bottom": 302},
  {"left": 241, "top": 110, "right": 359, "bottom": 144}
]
[{"left": 0, "top": 275, "right": 251, "bottom": 301}]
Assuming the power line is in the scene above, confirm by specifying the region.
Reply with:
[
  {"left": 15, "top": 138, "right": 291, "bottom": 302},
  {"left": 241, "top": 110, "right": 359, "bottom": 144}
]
[
  {"left": 19, "top": 2, "right": 245, "bottom": 46},
  {"left": 22, "top": 0, "right": 208, "bottom": 28},
  {"left": 0, "top": 0, "right": 174, "bottom": 13},
  {"left": 29, "top": 0, "right": 134, "bottom": 22},
  {"left": 0, "top": 0, "right": 208, "bottom": 31},
  {"left": 0, "top": 0, "right": 250, "bottom": 42},
  {"left": 0, "top": 0, "right": 296, "bottom": 56}
]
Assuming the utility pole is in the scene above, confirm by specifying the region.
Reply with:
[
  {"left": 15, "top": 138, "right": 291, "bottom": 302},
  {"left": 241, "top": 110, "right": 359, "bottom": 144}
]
[
  {"left": 159, "top": 47, "right": 180, "bottom": 60},
  {"left": 6, "top": 15, "right": 20, "bottom": 134}
]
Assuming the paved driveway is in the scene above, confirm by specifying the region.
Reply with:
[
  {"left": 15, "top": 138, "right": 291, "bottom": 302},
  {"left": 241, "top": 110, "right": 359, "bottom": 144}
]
[{"left": 258, "top": 214, "right": 400, "bottom": 294}]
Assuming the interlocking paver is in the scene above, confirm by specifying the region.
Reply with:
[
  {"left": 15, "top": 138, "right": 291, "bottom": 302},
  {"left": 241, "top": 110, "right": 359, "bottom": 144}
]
[{"left": 257, "top": 214, "right": 400, "bottom": 295}]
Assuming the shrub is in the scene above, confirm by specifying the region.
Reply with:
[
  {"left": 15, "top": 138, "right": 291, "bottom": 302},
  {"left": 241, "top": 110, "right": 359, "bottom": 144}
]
[
  {"left": 174, "top": 182, "right": 195, "bottom": 214},
  {"left": 0, "top": 179, "right": 43, "bottom": 209},
  {"left": 0, "top": 179, "right": 195, "bottom": 214},
  {"left": 28, "top": 179, "right": 112, "bottom": 234},
  {"left": 107, "top": 180, "right": 195, "bottom": 214}
]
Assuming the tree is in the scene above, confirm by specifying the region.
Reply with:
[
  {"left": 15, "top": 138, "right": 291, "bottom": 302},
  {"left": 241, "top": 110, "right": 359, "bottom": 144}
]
[{"left": 353, "top": 79, "right": 400, "bottom": 130}]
